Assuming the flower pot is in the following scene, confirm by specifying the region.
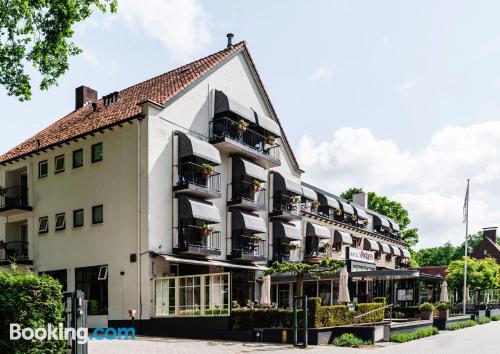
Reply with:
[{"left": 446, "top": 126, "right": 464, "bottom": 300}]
[
  {"left": 420, "top": 310, "right": 433, "bottom": 320},
  {"left": 201, "top": 168, "right": 213, "bottom": 176},
  {"left": 438, "top": 310, "right": 449, "bottom": 319},
  {"left": 203, "top": 230, "right": 213, "bottom": 237},
  {"left": 237, "top": 124, "right": 247, "bottom": 133},
  {"left": 252, "top": 240, "right": 260, "bottom": 246},
  {"left": 266, "top": 138, "right": 275, "bottom": 146}
]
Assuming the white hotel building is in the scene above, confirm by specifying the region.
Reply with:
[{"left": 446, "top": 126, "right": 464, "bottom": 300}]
[{"left": 0, "top": 37, "right": 427, "bottom": 333}]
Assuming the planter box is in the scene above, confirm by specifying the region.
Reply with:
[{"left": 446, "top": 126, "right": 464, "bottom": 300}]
[
  {"left": 438, "top": 310, "right": 449, "bottom": 319},
  {"left": 420, "top": 311, "right": 433, "bottom": 320},
  {"left": 487, "top": 308, "right": 500, "bottom": 317},
  {"left": 433, "top": 315, "right": 472, "bottom": 331},
  {"left": 384, "top": 320, "right": 434, "bottom": 341}
]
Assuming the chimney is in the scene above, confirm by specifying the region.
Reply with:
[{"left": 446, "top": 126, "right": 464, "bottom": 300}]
[
  {"left": 352, "top": 192, "right": 368, "bottom": 208},
  {"left": 75, "top": 86, "right": 97, "bottom": 109},
  {"left": 226, "top": 33, "right": 234, "bottom": 48},
  {"left": 483, "top": 227, "right": 497, "bottom": 243}
]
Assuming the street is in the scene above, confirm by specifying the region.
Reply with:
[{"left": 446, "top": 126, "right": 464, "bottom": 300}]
[{"left": 89, "top": 320, "right": 499, "bottom": 354}]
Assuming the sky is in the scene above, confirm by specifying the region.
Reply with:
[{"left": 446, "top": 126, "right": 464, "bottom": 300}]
[{"left": 1, "top": 0, "right": 500, "bottom": 248}]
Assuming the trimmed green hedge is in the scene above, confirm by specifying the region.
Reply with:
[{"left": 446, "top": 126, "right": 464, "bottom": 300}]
[
  {"left": 477, "top": 317, "right": 491, "bottom": 325},
  {"left": 391, "top": 327, "right": 439, "bottom": 343},
  {"left": 332, "top": 333, "right": 371, "bottom": 347},
  {"left": 491, "top": 316, "right": 500, "bottom": 321},
  {"left": 231, "top": 298, "right": 385, "bottom": 330},
  {"left": 372, "top": 297, "right": 387, "bottom": 304},
  {"left": 0, "top": 271, "right": 65, "bottom": 354},
  {"left": 446, "top": 320, "right": 477, "bottom": 330}
]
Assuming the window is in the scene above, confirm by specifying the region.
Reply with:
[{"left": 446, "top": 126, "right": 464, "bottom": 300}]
[
  {"left": 39, "top": 160, "right": 48, "bottom": 178},
  {"left": 98, "top": 266, "right": 108, "bottom": 280},
  {"left": 73, "top": 149, "right": 83, "bottom": 168},
  {"left": 73, "top": 209, "right": 84, "bottom": 228},
  {"left": 38, "top": 217, "right": 49, "bottom": 234},
  {"left": 54, "top": 155, "right": 65, "bottom": 173},
  {"left": 91, "top": 143, "right": 103, "bottom": 163},
  {"left": 40, "top": 269, "right": 67, "bottom": 291},
  {"left": 92, "top": 205, "right": 103, "bottom": 224},
  {"left": 55, "top": 213, "right": 66, "bottom": 231},
  {"left": 75, "top": 266, "right": 108, "bottom": 315}
]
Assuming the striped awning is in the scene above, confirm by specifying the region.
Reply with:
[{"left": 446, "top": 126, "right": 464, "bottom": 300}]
[
  {"left": 255, "top": 112, "right": 281, "bottom": 136},
  {"left": 177, "top": 196, "right": 221, "bottom": 223},
  {"left": 400, "top": 248, "right": 411, "bottom": 258},
  {"left": 177, "top": 132, "right": 221, "bottom": 165},
  {"left": 339, "top": 201, "right": 354, "bottom": 215},
  {"left": 232, "top": 155, "right": 267, "bottom": 181},
  {"left": 334, "top": 230, "right": 353, "bottom": 244},
  {"left": 273, "top": 221, "right": 301, "bottom": 240},
  {"left": 231, "top": 209, "right": 267, "bottom": 234},
  {"left": 306, "top": 222, "right": 330, "bottom": 239},
  {"left": 378, "top": 242, "right": 391, "bottom": 254},
  {"left": 272, "top": 172, "right": 302, "bottom": 195},
  {"left": 389, "top": 221, "right": 400, "bottom": 232},
  {"left": 352, "top": 205, "right": 368, "bottom": 220},
  {"left": 213, "top": 90, "right": 256, "bottom": 123},
  {"left": 364, "top": 239, "right": 380, "bottom": 252},
  {"left": 390, "top": 245, "right": 402, "bottom": 257},
  {"left": 317, "top": 193, "right": 340, "bottom": 209},
  {"left": 302, "top": 186, "right": 317, "bottom": 201},
  {"left": 373, "top": 215, "right": 391, "bottom": 228}
]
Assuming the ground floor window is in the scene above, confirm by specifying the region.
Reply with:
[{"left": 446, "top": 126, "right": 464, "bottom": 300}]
[
  {"left": 75, "top": 265, "right": 108, "bottom": 315},
  {"left": 232, "top": 270, "right": 255, "bottom": 307},
  {"left": 155, "top": 272, "right": 230, "bottom": 317},
  {"left": 40, "top": 269, "right": 67, "bottom": 291}
]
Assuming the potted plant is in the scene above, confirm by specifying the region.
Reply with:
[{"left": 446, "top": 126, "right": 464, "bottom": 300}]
[
  {"left": 201, "top": 163, "right": 214, "bottom": 176},
  {"left": 237, "top": 119, "right": 249, "bottom": 133},
  {"left": 288, "top": 242, "right": 299, "bottom": 251},
  {"left": 363, "top": 219, "right": 369, "bottom": 226},
  {"left": 253, "top": 179, "right": 262, "bottom": 192},
  {"left": 419, "top": 302, "right": 434, "bottom": 320},
  {"left": 351, "top": 214, "right": 358, "bottom": 222},
  {"left": 291, "top": 196, "right": 301, "bottom": 205},
  {"left": 335, "top": 208, "right": 342, "bottom": 216},
  {"left": 266, "top": 134, "right": 276, "bottom": 146},
  {"left": 323, "top": 241, "right": 333, "bottom": 250},
  {"left": 202, "top": 224, "right": 214, "bottom": 237},
  {"left": 311, "top": 200, "right": 320, "bottom": 210},
  {"left": 435, "top": 302, "right": 449, "bottom": 319},
  {"left": 251, "top": 235, "right": 263, "bottom": 246}
]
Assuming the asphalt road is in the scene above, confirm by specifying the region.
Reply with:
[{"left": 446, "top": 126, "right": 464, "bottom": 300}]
[{"left": 88, "top": 320, "right": 500, "bottom": 354}]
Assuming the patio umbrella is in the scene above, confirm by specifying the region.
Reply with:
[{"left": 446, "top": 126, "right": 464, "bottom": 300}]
[
  {"left": 338, "top": 267, "right": 350, "bottom": 303},
  {"left": 466, "top": 286, "right": 471, "bottom": 302},
  {"left": 259, "top": 275, "right": 271, "bottom": 308},
  {"left": 440, "top": 280, "right": 449, "bottom": 303}
]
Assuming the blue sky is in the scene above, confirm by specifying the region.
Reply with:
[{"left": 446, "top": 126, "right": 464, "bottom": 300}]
[{"left": 2, "top": 0, "right": 500, "bottom": 247}]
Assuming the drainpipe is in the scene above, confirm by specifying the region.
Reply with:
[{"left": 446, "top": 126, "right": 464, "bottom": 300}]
[{"left": 137, "top": 118, "right": 142, "bottom": 320}]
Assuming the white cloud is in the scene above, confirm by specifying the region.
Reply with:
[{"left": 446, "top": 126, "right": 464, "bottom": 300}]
[
  {"left": 81, "top": 47, "right": 99, "bottom": 65},
  {"left": 398, "top": 79, "right": 417, "bottom": 91},
  {"left": 309, "top": 65, "right": 333, "bottom": 81},
  {"left": 297, "top": 122, "right": 500, "bottom": 248},
  {"left": 107, "top": 0, "right": 211, "bottom": 60},
  {"left": 382, "top": 35, "right": 390, "bottom": 48}
]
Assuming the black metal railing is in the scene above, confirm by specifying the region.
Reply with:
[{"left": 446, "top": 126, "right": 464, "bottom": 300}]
[
  {"left": 209, "top": 117, "right": 280, "bottom": 160},
  {"left": 304, "top": 248, "right": 326, "bottom": 259},
  {"left": 232, "top": 236, "right": 265, "bottom": 258},
  {"left": 0, "top": 186, "right": 29, "bottom": 209},
  {"left": 176, "top": 225, "right": 220, "bottom": 251},
  {"left": 176, "top": 162, "right": 221, "bottom": 192},
  {"left": 273, "top": 251, "right": 301, "bottom": 263},
  {"left": 231, "top": 180, "right": 266, "bottom": 206},
  {"left": 0, "top": 241, "right": 29, "bottom": 261},
  {"left": 274, "top": 201, "right": 301, "bottom": 216}
]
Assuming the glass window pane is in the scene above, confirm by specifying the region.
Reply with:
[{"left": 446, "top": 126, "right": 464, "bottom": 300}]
[
  {"left": 92, "top": 205, "right": 103, "bottom": 224},
  {"left": 92, "top": 143, "right": 103, "bottom": 163},
  {"left": 73, "top": 209, "right": 84, "bottom": 228},
  {"left": 73, "top": 149, "right": 83, "bottom": 168}
]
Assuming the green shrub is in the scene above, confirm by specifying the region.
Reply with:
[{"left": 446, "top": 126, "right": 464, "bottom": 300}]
[
  {"left": 356, "top": 303, "right": 384, "bottom": 323},
  {"left": 372, "top": 297, "right": 386, "bottom": 304},
  {"left": 0, "top": 271, "right": 65, "bottom": 354},
  {"left": 391, "top": 327, "right": 439, "bottom": 343},
  {"left": 446, "top": 320, "right": 477, "bottom": 330},
  {"left": 332, "top": 333, "right": 371, "bottom": 347},
  {"left": 389, "top": 306, "right": 420, "bottom": 319},
  {"left": 419, "top": 302, "right": 434, "bottom": 312},
  {"left": 477, "top": 317, "right": 491, "bottom": 325},
  {"left": 435, "top": 302, "right": 449, "bottom": 311},
  {"left": 231, "top": 308, "right": 295, "bottom": 330},
  {"left": 491, "top": 316, "right": 500, "bottom": 321}
]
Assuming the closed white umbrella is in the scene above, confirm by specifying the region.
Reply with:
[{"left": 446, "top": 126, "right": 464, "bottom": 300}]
[
  {"left": 338, "top": 267, "right": 350, "bottom": 303},
  {"left": 440, "top": 280, "right": 449, "bottom": 303},
  {"left": 260, "top": 275, "right": 271, "bottom": 308}
]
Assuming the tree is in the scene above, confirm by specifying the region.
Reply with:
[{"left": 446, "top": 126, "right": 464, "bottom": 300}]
[
  {"left": 446, "top": 257, "right": 500, "bottom": 303},
  {"left": 341, "top": 188, "right": 419, "bottom": 247},
  {"left": 264, "top": 258, "right": 344, "bottom": 301},
  {"left": 0, "top": 0, "right": 117, "bottom": 101}
]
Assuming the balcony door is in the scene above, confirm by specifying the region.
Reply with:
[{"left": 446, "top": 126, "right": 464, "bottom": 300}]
[
  {"left": 20, "top": 174, "right": 28, "bottom": 205},
  {"left": 20, "top": 223, "right": 28, "bottom": 257}
]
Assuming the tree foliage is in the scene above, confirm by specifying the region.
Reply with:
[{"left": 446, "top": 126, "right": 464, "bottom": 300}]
[
  {"left": 0, "top": 0, "right": 117, "bottom": 101},
  {"left": 341, "top": 187, "right": 418, "bottom": 247},
  {"left": 446, "top": 257, "right": 500, "bottom": 299}
]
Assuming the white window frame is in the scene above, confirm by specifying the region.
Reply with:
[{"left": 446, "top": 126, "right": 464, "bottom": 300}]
[
  {"left": 55, "top": 213, "right": 66, "bottom": 231},
  {"left": 54, "top": 155, "right": 65, "bottom": 173},
  {"left": 38, "top": 217, "right": 49, "bottom": 234},
  {"left": 98, "top": 265, "right": 108, "bottom": 280},
  {"left": 39, "top": 160, "right": 48, "bottom": 178}
]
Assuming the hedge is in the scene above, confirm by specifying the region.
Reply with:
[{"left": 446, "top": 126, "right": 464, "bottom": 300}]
[
  {"left": 0, "top": 271, "right": 65, "bottom": 354},
  {"left": 231, "top": 298, "right": 385, "bottom": 330},
  {"left": 391, "top": 327, "right": 439, "bottom": 343},
  {"left": 446, "top": 320, "right": 477, "bottom": 331},
  {"left": 388, "top": 306, "right": 420, "bottom": 319},
  {"left": 332, "top": 333, "right": 371, "bottom": 347}
]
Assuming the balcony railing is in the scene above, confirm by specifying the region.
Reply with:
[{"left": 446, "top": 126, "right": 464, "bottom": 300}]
[
  {"left": 176, "top": 162, "right": 221, "bottom": 192},
  {"left": 273, "top": 201, "right": 301, "bottom": 216},
  {"left": 232, "top": 236, "right": 265, "bottom": 258},
  {"left": 273, "top": 252, "right": 301, "bottom": 263},
  {"left": 209, "top": 117, "right": 280, "bottom": 160},
  {"left": 304, "top": 248, "right": 326, "bottom": 259},
  {"left": 176, "top": 225, "right": 221, "bottom": 251},
  {"left": 0, "top": 186, "right": 29, "bottom": 209},
  {"left": 230, "top": 180, "right": 266, "bottom": 206},
  {"left": 0, "top": 241, "right": 29, "bottom": 262}
]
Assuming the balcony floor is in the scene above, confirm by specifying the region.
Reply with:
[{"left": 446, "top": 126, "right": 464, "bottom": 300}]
[
  {"left": 227, "top": 198, "right": 266, "bottom": 212},
  {"left": 0, "top": 205, "right": 33, "bottom": 217},
  {"left": 173, "top": 244, "right": 221, "bottom": 257},
  {"left": 228, "top": 251, "right": 267, "bottom": 263},
  {"left": 173, "top": 183, "right": 222, "bottom": 199},
  {"left": 209, "top": 137, "right": 280, "bottom": 168}
]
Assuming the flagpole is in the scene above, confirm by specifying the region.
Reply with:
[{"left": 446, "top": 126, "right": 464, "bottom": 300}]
[{"left": 463, "top": 179, "right": 470, "bottom": 315}]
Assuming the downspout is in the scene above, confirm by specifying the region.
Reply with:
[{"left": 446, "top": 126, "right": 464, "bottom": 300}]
[{"left": 137, "top": 118, "right": 142, "bottom": 319}]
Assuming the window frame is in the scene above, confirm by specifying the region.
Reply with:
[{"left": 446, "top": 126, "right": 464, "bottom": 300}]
[
  {"left": 38, "top": 160, "right": 48, "bottom": 178},
  {"left": 75, "top": 265, "right": 108, "bottom": 315},
  {"left": 72, "top": 149, "right": 83, "bottom": 169},
  {"left": 55, "top": 213, "right": 66, "bottom": 231},
  {"left": 91, "top": 143, "right": 103, "bottom": 163},
  {"left": 98, "top": 266, "right": 108, "bottom": 280},
  {"left": 92, "top": 205, "right": 103, "bottom": 224},
  {"left": 73, "top": 209, "right": 84, "bottom": 228},
  {"left": 38, "top": 216, "right": 49, "bottom": 234},
  {"left": 54, "top": 154, "right": 65, "bottom": 174}
]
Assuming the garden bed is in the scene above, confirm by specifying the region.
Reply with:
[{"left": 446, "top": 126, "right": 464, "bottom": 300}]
[{"left": 433, "top": 314, "right": 472, "bottom": 331}]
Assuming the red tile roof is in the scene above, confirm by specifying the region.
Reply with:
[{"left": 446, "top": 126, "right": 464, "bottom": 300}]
[
  {"left": 0, "top": 42, "right": 246, "bottom": 163},
  {"left": 417, "top": 265, "right": 448, "bottom": 278}
]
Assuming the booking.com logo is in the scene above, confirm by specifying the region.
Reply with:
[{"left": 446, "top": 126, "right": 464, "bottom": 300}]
[{"left": 10, "top": 323, "right": 136, "bottom": 344}]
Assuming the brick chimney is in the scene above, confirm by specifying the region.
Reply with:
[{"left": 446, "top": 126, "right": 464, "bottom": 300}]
[
  {"left": 75, "top": 86, "right": 97, "bottom": 109},
  {"left": 352, "top": 192, "right": 368, "bottom": 208},
  {"left": 483, "top": 227, "right": 497, "bottom": 243}
]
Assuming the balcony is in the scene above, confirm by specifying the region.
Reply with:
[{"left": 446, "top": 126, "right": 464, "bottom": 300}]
[
  {"left": 173, "top": 162, "right": 222, "bottom": 199},
  {"left": 0, "top": 241, "right": 31, "bottom": 266},
  {"left": 209, "top": 117, "right": 280, "bottom": 168},
  {"left": 230, "top": 236, "right": 267, "bottom": 263},
  {"left": 227, "top": 181, "right": 266, "bottom": 211},
  {"left": 174, "top": 225, "right": 221, "bottom": 257},
  {"left": 303, "top": 248, "right": 327, "bottom": 263},
  {"left": 270, "top": 198, "right": 301, "bottom": 221},
  {"left": 0, "top": 186, "right": 32, "bottom": 216}
]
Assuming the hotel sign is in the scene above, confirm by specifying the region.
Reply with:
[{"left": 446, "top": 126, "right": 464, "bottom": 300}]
[{"left": 347, "top": 247, "right": 375, "bottom": 264}]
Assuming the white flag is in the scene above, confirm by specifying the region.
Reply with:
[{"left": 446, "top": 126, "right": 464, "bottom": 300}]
[{"left": 463, "top": 183, "right": 469, "bottom": 223}]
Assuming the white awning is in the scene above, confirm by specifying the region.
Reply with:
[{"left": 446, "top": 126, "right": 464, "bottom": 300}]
[
  {"left": 177, "top": 132, "right": 221, "bottom": 165},
  {"left": 400, "top": 248, "right": 411, "bottom": 258},
  {"left": 339, "top": 201, "right": 354, "bottom": 215},
  {"left": 373, "top": 215, "right": 391, "bottom": 228},
  {"left": 160, "top": 255, "right": 267, "bottom": 270},
  {"left": 390, "top": 221, "right": 400, "bottom": 232},
  {"left": 379, "top": 242, "right": 391, "bottom": 254},
  {"left": 231, "top": 210, "right": 267, "bottom": 234},
  {"left": 317, "top": 193, "right": 340, "bottom": 209},
  {"left": 302, "top": 186, "right": 317, "bottom": 201},
  {"left": 352, "top": 205, "right": 368, "bottom": 220},
  {"left": 255, "top": 112, "right": 281, "bottom": 136},
  {"left": 364, "top": 239, "right": 380, "bottom": 252},
  {"left": 177, "top": 196, "right": 221, "bottom": 223},
  {"left": 334, "top": 230, "right": 353, "bottom": 244},
  {"left": 390, "top": 245, "right": 402, "bottom": 256},
  {"left": 306, "top": 222, "right": 330, "bottom": 239}
]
